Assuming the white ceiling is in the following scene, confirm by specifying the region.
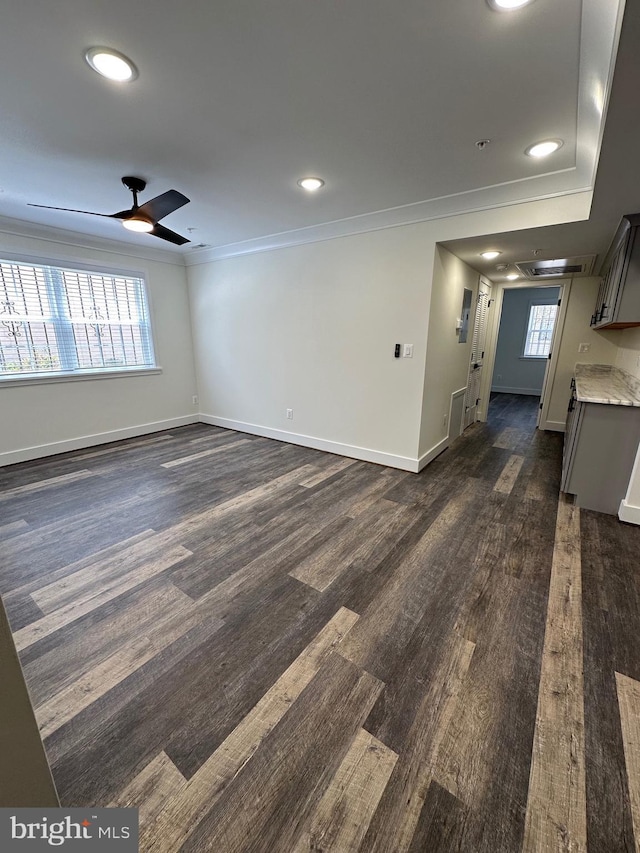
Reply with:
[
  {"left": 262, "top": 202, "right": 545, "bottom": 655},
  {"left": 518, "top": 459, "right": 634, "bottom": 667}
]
[{"left": 0, "top": 0, "right": 624, "bottom": 260}]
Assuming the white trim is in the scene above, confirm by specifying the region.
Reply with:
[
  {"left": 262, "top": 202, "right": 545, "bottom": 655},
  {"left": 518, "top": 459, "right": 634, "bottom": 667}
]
[
  {"left": 185, "top": 184, "right": 591, "bottom": 264},
  {"left": 619, "top": 499, "right": 640, "bottom": 526},
  {"left": 0, "top": 367, "right": 162, "bottom": 388},
  {"left": 417, "top": 437, "right": 450, "bottom": 472},
  {"left": 199, "top": 414, "right": 421, "bottom": 472},
  {"left": 491, "top": 385, "right": 543, "bottom": 396},
  {"left": 448, "top": 387, "right": 467, "bottom": 441},
  {"left": 541, "top": 419, "right": 566, "bottom": 432},
  {"left": 0, "top": 216, "right": 185, "bottom": 266},
  {"left": 0, "top": 415, "right": 198, "bottom": 467}
]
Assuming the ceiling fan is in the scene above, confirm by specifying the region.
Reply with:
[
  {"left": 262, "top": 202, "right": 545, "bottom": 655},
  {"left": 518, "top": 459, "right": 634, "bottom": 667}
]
[{"left": 28, "top": 176, "right": 191, "bottom": 245}]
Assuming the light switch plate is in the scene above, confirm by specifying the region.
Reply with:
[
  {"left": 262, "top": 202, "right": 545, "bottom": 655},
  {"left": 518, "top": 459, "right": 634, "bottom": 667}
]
[{"left": 403, "top": 343, "right": 414, "bottom": 358}]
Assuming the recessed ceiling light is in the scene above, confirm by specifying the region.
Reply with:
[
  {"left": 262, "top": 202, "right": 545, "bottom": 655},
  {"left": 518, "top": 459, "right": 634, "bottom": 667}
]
[
  {"left": 122, "top": 217, "right": 153, "bottom": 233},
  {"left": 506, "top": 273, "right": 520, "bottom": 280},
  {"left": 487, "top": 0, "right": 535, "bottom": 10},
  {"left": 297, "top": 177, "right": 325, "bottom": 192},
  {"left": 85, "top": 47, "right": 138, "bottom": 82},
  {"left": 481, "top": 251, "right": 501, "bottom": 260},
  {"left": 525, "top": 139, "right": 564, "bottom": 158}
]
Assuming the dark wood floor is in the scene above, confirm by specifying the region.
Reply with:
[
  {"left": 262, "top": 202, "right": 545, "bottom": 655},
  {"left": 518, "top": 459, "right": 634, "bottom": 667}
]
[{"left": 1, "top": 392, "right": 639, "bottom": 852}]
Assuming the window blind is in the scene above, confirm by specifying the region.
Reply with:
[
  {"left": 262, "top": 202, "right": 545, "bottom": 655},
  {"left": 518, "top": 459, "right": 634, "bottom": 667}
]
[
  {"left": 523, "top": 303, "right": 557, "bottom": 358},
  {"left": 0, "top": 259, "right": 155, "bottom": 379}
]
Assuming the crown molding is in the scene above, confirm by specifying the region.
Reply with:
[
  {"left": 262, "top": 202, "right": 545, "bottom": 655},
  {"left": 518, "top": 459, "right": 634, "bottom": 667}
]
[
  {"left": 185, "top": 170, "right": 591, "bottom": 265},
  {"left": 0, "top": 215, "right": 186, "bottom": 266}
]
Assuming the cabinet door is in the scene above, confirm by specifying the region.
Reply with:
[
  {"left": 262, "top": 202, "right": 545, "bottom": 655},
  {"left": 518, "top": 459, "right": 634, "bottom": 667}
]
[
  {"left": 561, "top": 395, "right": 582, "bottom": 492},
  {"left": 599, "top": 240, "right": 626, "bottom": 324}
]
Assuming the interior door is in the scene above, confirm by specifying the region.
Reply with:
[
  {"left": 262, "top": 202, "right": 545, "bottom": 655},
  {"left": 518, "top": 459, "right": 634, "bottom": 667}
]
[
  {"left": 537, "top": 284, "right": 565, "bottom": 428},
  {"left": 463, "top": 279, "right": 491, "bottom": 430}
]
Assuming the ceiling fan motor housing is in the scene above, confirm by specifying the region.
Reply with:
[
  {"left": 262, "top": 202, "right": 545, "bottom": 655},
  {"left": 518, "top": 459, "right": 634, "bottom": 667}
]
[{"left": 121, "top": 176, "right": 146, "bottom": 194}]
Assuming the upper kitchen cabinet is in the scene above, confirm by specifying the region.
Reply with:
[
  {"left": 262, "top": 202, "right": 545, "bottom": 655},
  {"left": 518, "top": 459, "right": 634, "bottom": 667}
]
[{"left": 592, "top": 213, "right": 640, "bottom": 329}]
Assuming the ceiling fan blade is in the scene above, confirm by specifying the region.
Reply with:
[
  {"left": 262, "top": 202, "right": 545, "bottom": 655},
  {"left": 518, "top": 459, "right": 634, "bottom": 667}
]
[
  {"left": 137, "top": 190, "right": 189, "bottom": 222},
  {"left": 28, "top": 203, "right": 121, "bottom": 218},
  {"left": 150, "top": 223, "right": 190, "bottom": 246}
]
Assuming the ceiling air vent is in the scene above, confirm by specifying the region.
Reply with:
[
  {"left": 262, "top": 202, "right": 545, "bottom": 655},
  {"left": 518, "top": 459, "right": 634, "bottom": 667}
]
[{"left": 515, "top": 255, "right": 596, "bottom": 279}]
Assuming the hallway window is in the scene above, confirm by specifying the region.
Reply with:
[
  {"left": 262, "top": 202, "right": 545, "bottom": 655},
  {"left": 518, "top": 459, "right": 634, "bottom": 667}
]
[
  {"left": 0, "top": 258, "right": 156, "bottom": 381},
  {"left": 523, "top": 302, "right": 557, "bottom": 358}
]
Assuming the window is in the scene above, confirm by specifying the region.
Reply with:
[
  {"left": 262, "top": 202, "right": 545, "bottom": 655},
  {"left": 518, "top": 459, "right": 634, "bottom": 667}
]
[
  {"left": 0, "top": 258, "right": 156, "bottom": 381},
  {"left": 523, "top": 302, "right": 557, "bottom": 358}
]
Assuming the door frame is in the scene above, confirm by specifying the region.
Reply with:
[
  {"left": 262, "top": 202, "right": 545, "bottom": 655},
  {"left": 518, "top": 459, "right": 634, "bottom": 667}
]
[{"left": 477, "top": 278, "right": 571, "bottom": 426}]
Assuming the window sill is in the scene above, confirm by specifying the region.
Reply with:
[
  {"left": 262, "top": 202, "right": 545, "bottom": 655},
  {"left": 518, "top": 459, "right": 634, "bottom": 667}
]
[
  {"left": 519, "top": 356, "right": 548, "bottom": 361},
  {"left": 0, "top": 367, "right": 162, "bottom": 388}
]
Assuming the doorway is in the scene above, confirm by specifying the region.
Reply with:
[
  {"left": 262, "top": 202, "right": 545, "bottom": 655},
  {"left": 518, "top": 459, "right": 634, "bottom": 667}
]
[
  {"left": 462, "top": 278, "right": 491, "bottom": 430},
  {"left": 486, "top": 283, "right": 564, "bottom": 426}
]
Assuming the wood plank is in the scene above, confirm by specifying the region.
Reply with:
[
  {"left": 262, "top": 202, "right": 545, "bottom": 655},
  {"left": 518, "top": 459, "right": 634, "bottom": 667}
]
[
  {"left": 23, "top": 578, "right": 199, "bottom": 706},
  {"left": 616, "top": 671, "right": 640, "bottom": 853},
  {"left": 0, "top": 469, "right": 95, "bottom": 501},
  {"left": 180, "top": 652, "right": 384, "bottom": 853},
  {"left": 34, "top": 585, "right": 223, "bottom": 738},
  {"left": 14, "top": 545, "right": 192, "bottom": 651},
  {"left": 522, "top": 495, "right": 587, "bottom": 853},
  {"left": 188, "top": 429, "right": 238, "bottom": 444},
  {"left": 0, "top": 519, "right": 29, "bottom": 538},
  {"left": 298, "top": 457, "right": 358, "bottom": 488},
  {"left": 361, "top": 631, "right": 475, "bottom": 853},
  {"left": 581, "top": 510, "right": 636, "bottom": 851},
  {"left": 141, "top": 607, "right": 360, "bottom": 852},
  {"left": 289, "top": 501, "right": 412, "bottom": 592},
  {"left": 43, "top": 612, "right": 226, "bottom": 769},
  {"left": 338, "top": 481, "right": 480, "bottom": 681},
  {"left": 407, "top": 781, "right": 469, "bottom": 853},
  {"left": 65, "top": 434, "right": 174, "bottom": 462},
  {"left": 492, "top": 426, "right": 522, "bottom": 450},
  {"left": 31, "top": 534, "right": 187, "bottom": 615},
  {"left": 292, "top": 728, "right": 398, "bottom": 853},
  {"left": 108, "top": 752, "right": 187, "bottom": 830},
  {"left": 493, "top": 453, "right": 525, "bottom": 494},
  {"left": 160, "top": 438, "right": 251, "bottom": 468},
  {"left": 4, "top": 530, "right": 157, "bottom": 603}
]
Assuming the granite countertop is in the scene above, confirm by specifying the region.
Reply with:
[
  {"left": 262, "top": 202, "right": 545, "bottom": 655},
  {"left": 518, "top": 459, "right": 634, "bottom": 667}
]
[{"left": 574, "top": 363, "right": 640, "bottom": 407}]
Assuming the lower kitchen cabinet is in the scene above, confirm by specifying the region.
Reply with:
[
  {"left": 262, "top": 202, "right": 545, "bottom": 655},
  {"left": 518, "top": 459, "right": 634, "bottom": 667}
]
[{"left": 561, "top": 397, "right": 640, "bottom": 515}]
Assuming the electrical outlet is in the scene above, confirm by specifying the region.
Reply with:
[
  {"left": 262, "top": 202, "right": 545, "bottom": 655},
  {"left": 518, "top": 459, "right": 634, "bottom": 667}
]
[
  {"left": 578, "top": 343, "right": 591, "bottom": 353},
  {"left": 286, "top": 408, "right": 293, "bottom": 420},
  {"left": 192, "top": 395, "right": 198, "bottom": 406}
]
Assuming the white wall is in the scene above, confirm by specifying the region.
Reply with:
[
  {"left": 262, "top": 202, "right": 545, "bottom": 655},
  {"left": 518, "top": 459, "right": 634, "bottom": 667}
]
[
  {"left": 189, "top": 226, "right": 431, "bottom": 469},
  {"left": 188, "top": 192, "right": 592, "bottom": 470},
  {"left": 0, "top": 232, "right": 197, "bottom": 465},
  {"left": 418, "top": 246, "right": 479, "bottom": 461},
  {"left": 492, "top": 287, "right": 560, "bottom": 395},
  {"left": 544, "top": 276, "right": 619, "bottom": 430}
]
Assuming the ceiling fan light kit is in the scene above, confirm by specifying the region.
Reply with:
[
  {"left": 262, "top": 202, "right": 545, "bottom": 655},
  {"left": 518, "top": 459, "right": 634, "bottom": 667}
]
[
  {"left": 28, "top": 176, "right": 191, "bottom": 245},
  {"left": 122, "top": 217, "right": 154, "bottom": 233}
]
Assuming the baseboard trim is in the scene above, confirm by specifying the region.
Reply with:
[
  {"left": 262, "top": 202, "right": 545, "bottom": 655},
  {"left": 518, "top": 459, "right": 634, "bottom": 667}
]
[
  {"left": 417, "top": 437, "right": 450, "bottom": 472},
  {"left": 200, "top": 415, "right": 421, "bottom": 472},
  {"left": 491, "top": 386, "right": 543, "bottom": 396},
  {"left": 541, "top": 419, "right": 566, "bottom": 432},
  {"left": 619, "top": 499, "right": 640, "bottom": 525},
  {"left": 0, "top": 415, "right": 199, "bottom": 467}
]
